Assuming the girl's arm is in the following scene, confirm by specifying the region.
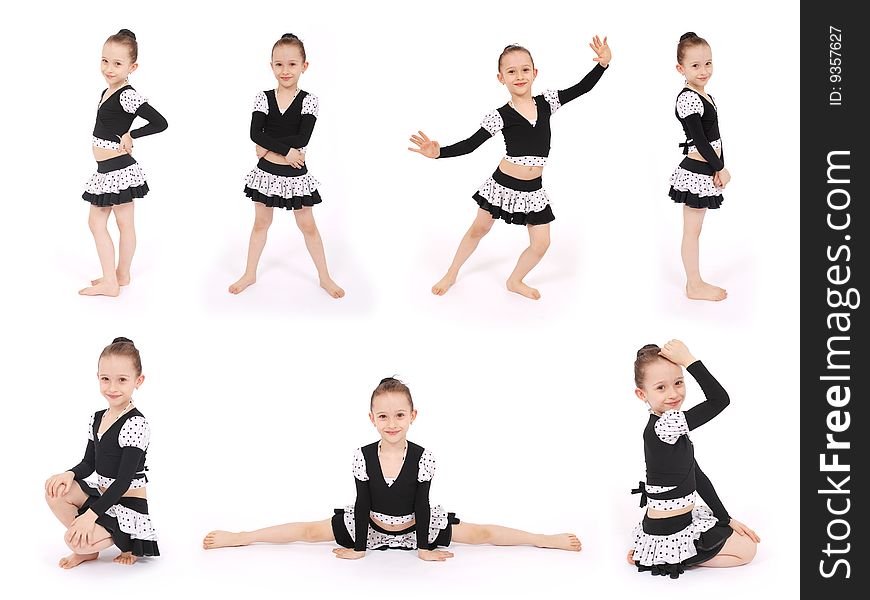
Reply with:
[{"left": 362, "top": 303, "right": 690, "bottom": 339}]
[
  {"left": 545, "top": 63, "right": 608, "bottom": 112},
  {"left": 84, "top": 416, "right": 149, "bottom": 517},
  {"left": 120, "top": 89, "right": 168, "bottom": 138},
  {"left": 352, "top": 478, "right": 372, "bottom": 552},
  {"left": 250, "top": 93, "right": 318, "bottom": 155},
  {"left": 677, "top": 91, "right": 725, "bottom": 171},
  {"left": 694, "top": 461, "right": 731, "bottom": 525},
  {"left": 275, "top": 94, "right": 318, "bottom": 149},
  {"left": 250, "top": 111, "right": 294, "bottom": 155},
  {"left": 683, "top": 360, "right": 730, "bottom": 429},
  {"left": 415, "top": 449, "right": 436, "bottom": 550},
  {"left": 436, "top": 110, "right": 503, "bottom": 159}
]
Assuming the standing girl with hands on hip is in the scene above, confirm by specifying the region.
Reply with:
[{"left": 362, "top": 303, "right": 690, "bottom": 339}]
[
  {"left": 44, "top": 338, "right": 159, "bottom": 568},
  {"left": 229, "top": 33, "right": 344, "bottom": 298},
  {"left": 669, "top": 33, "right": 730, "bottom": 301},
  {"left": 80, "top": 29, "right": 168, "bottom": 297},
  {"left": 409, "top": 36, "right": 610, "bottom": 300},
  {"left": 203, "top": 377, "right": 581, "bottom": 560},
  {"left": 627, "top": 340, "right": 759, "bottom": 578}
]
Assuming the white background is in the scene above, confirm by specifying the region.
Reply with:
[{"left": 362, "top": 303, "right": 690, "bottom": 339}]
[{"left": 0, "top": 0, "right": 799, "bottom": 598}]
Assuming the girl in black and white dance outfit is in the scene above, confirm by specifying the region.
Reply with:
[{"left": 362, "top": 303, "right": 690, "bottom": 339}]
[
  {"left": 409, "top": 36, "right": 610, "bottom": 300},
  {"left": 80, "top": 29, "right": 168, "bottom": 297},
  {"left": 669, "top": 33, "right": 730, "bottom": 302},
  {"left": 204, "top": 377, "right": 580, "bottom": 560},
  {"left": 627, "top": 340, "right": 759, "bottom": 578},
  {"left": 45, "top": 338, "right": 159, "bottom": 568},
  {"left": 228, "top": 33, "right": 344, "bottom": 298}
]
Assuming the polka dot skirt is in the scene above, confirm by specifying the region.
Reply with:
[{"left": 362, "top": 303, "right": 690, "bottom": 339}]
[
  {"left": 631, "top": 504, "right": 719, "bottom": 566},
  {"left": 105, "top": 503, "right": 158, "bottom": 541},
  {"left": 83, "top": 163, "right": 149, "bottom": 206},
  {"left": 340, "top": 504, "right": 452, "bottom": 550},
  {"left": 244, "top": 167, "right": 322, "bottom": 209},
  {"left": 475, "top": 176, "right": 551, "bottom": 216}
]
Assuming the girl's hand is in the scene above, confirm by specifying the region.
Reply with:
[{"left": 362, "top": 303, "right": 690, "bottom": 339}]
[
  {"left": 714, "top": 168, "right": 731, "bottom": 189},
  {"left": 285, "top": 148, "right": 306, "bottom": 169},
  {"left": 65, "top": 510, "right": 98, "bottom": 549},
  {"left": 729, "top": 518, "right": 761, "bottom": 543},
  {"left": 255, "top": 144, "right": 268, "bottom": 158},
  {"left": 659, "top": 339, "right": 697, "bottom": 367},
  {"left": 589, "top": 35, "right": 611, "bottom": 68},
  {"left": 332, "top": 548, "right": 366, "bottom": 560},
  {"left": 45, "top": 471, "right": 75, "bottom": 498},
  {"left": 119, "top": 132, "right": 134, "bottom": 155},
  {"left": 418, "top": 549, "right": 455, "bottom": 561},
  {"left": 408, "top": 131, "right": 440, "bottom": 159}
]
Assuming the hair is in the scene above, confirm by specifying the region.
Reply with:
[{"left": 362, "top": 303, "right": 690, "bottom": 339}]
[
  {"left": 498, "top": 44, "right": 534, "bottom": 71},
  {"left": 105, "top": 29, "right": 138, "bottom": 63},
  {"left": 633, "top": 344, "right": 665, "bottom": 387},
  {"left": 370, "top": 377, "right": 414, "bottom": 411},
  {"left": 272, "top": 32, "right": 306, "bottom": 61},
  {"left": 99, "top": 337, "right": 142, "bottom": 377},
  {"left": 677, "top": 31, "right": 709, "bottom": 64}
]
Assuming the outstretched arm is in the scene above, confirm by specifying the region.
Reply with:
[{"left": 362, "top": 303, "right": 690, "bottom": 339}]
[{"left": 554, "top": 36, "right": 611, "bottom": 107}]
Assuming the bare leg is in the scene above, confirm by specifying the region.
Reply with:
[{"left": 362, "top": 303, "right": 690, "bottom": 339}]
[
  {"left": 203, "top": 518, "right": 335, "bottom": 549},
  {"left": 682, "top": 206, "right": 726, "bottom": 301},
  {"left": 452, "top": 522, "right": 580, "bottom": 551},
  {"left": 432, "top": 208, "right": 495, "bottom": 295},
  {"left": 80, "top": 206, "right": 120, "bottom": 296},
  {"left": 112, "top": 203, "right": 135, "bottom": 285},
  {"left": 506, "top": 223, "right": 550, "bottom": 300},
  {"left": 627, "top": 549, "right": 636, "bottom": 565},
  {"left": 45, "top": 482, "right": 88, "bottom": 528},
  {"left": 48, "top": 484, "right": 115, "bottom": 569},
  {"left": 294, "top": 208, "right": 344, "bottom": 298},
  {"left": 229, "top": 203, "right": 274, "bottom": 294},
  {"left": 697, "top": 532, "right": 757, "bottom": 567}
]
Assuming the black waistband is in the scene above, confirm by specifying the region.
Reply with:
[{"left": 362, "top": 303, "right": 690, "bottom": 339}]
[
  {"left": 96, "top": 153, "right": 137, "bottom": 173},
  {"left": 256, "top": 157, "right": 308, "bottom": 177},
  {"left": 492, "top": 168, "right": 543, "bottom": 191},
  {"left": 677, "top": 157, "right": 715, "bottom": 176},
  {"left": 642, "top": 511, "right": 693, "bottom": 536}
]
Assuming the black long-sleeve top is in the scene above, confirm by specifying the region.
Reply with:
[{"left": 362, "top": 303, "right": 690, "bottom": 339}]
[
  {"left": 92, "top": 85, "right": 167, "bottom": 146},
  {"left": 437, "top": 63, "right": 608, "bottom": 162},
  {"left": 675, "top": 89, "right": 724, "bottom": 171},
  {"left": 642, "top": 361, "right": 731, "bottom": 523},
  {"left": 249, "top": 89, "right": 319, "bottom": 156},
  {"left": 68, "top": 408, "right": 150, "bottom": 516}
]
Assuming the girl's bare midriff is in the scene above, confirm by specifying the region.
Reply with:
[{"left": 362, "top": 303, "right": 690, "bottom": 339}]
[
  {"left": 98, "top": 485, "right": 147, "bottom": 500},
  {"left": 686, "top": 147, "right": 722, "bottom": 165},
  {"left": 92, "top": 146, "right": 128, "bottom": 162},
  {"left": 498, "top": 159, "right": 543, "bottom": 180},
  {"left": 646, "top": 503, "right": 693, "bottom": 519},
  {"left": 370, "top": 513, "right": 415, "bottom": 532}
]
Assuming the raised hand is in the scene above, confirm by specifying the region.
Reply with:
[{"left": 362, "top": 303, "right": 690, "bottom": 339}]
[
  {"left": 418, "top": 549, "right": 455, "bottom": 561},
  {"left": 408, "top": 131, "right": 441, "bottom": 159},
  {"left": 589, "top": 35, "right": 611, "bottom": 68},
  {"left": 659, "top": 339, "right": 697, "bottom": 367}
]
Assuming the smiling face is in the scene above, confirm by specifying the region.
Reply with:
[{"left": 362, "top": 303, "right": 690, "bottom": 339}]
[
  {"left": 635, "top": 358, "right": 686, "bottom": 415},
  {"left": 677, "top": 43, "right": 713, "bottom": 90},
  {"left": 498, "top": 50, "right": 537, "bottom": 97},
  {"left": 271, "top": 45, "right": 308, "bottom": 90},
  {"left": 98, "top": 354, "right": 144, "bottom": 409},
  {"left": 101, "top": 41, "right": 137, "bottom": 87},
  {"left": 369, "top": 391, "right": 416, "bottom": 446}
]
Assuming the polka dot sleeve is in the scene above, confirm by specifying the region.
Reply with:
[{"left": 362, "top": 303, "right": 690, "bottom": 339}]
[
  {"left": 481, "top": 110, "right": 504, "bottom": 136},
  {"left": 653, "top": 410, "right": 689, "bottom": 444},
  {"left": 118, "top": 416, "right": 150, "bottom": 450},
  {"left": 253, "top": 91, "right": 269, "bottom": 114},
  {"left": 417, "top": 449, "right": 436, "bottom": 482},
  {"left": 87, "top": 412, "right": 95, "bottom": 441},
  {"left": 120, "top": 89, "right": 148, "bottom": 114},
  {"left": 676, "top": 90, "right": 704, "bottom": 118},
  {"left": 302, "top": 93, "right": 319, "bottom": 118},
  {"left": 543, "top": 90, "right": 561, "bottom": 114},
  {"left": 352, "top": 447, "right": 369, "bottom": 481}
]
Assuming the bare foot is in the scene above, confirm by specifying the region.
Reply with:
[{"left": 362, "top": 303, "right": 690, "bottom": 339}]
[
  {"left": 58, "top": 552, "right": 98, "bottom": 569},
  {"left": 228, "top": 275, "right": 256, "bottom": 295},
  {"left": 686, "top": 281, "right": 727, "bottom": 301},
  {"left": 506, "top": 280, "right": 541, "bottom": 300},
  {"left": 431, "top": 273, "right": 457, "bottom": 296},
  {"left": 536, "top": 533, "right": 581, "bottom": 551},
  {"left": 92, "top": 273, "right": 130, "bottom": 286},
  {"left": 626, "top": 549, "right": 636, "bottom": 565},
  {"left": 320, "top": 278, "right": 345, "bottom": 299},
  {"left": 113, "top": 551, "right": 138, "bottom": 565},
  {"left": 78, "top": 282, "right": 120, "bottom": 297},
  {"left": 203, "top": 530, "right": 249, "bottom": 549}
]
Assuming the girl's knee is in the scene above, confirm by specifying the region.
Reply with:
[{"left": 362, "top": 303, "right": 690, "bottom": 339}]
[
  {"left": 253, "top": 216, "right": 273, "bottom": 231},
  {"left": 741, "top": 538, "right": 758, "bottom": 564},
  {"left": 470, "top": 222, "right": 493, "bottom": 239},
  {"left": 465, "top": 524, "right": 492, "bottom": 545},
  {"left": 296, "top": 218, "right": 318, "bottom": 237}
]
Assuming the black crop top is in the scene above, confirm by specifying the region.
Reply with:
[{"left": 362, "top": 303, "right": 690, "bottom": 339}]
[
  {"left": 637, "top": 361, "right": 731, "bottom": 523},
  {"left": 352, "top": 441, "right": 434, "bottom": 551},
  {"left": 69, "top": 408, "right": 151, "bottom": 517},
  {"left": 92, "top": 85, "right": 168, "bottom": 149},
  {"left": 437, "top": 63, "right": 608, "bottom": 166},
  {"left": 249, "top": 89, "right": 319, "bottom": 156},
  {"left": 675, "top": 89, "right": 724, "bottom": 171}
]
